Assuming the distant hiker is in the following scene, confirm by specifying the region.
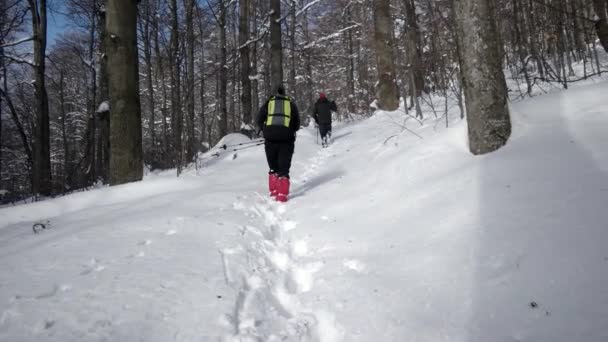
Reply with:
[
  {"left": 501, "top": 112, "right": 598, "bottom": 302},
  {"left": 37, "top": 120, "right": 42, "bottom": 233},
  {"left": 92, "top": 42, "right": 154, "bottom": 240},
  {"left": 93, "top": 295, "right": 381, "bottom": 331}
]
[
  {"left": 257, "top": 85, "right": 301, "bottom": 202},
  {"left": 313, "top": 92, "right": 338, "bottom": 148}
]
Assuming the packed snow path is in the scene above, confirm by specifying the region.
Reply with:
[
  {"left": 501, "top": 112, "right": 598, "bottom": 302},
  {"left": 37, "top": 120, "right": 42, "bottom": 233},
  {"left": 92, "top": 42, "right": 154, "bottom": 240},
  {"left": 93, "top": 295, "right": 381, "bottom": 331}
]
[{"left": 1, "top": 80, "right": 608, "bottom": 341}]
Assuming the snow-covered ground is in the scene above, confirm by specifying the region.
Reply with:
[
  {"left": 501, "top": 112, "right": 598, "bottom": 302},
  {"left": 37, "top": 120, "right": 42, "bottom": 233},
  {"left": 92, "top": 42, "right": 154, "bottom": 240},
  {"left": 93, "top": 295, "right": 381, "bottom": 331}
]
[{"left": 1, "top": 79, "right": 608, "bottom": 341}]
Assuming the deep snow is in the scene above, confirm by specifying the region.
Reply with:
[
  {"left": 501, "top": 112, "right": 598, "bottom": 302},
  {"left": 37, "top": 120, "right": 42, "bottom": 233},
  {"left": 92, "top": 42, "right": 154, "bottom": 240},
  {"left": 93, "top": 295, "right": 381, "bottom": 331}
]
[{"left": 1, "top": 80, "right": 608, "bottom": 342}]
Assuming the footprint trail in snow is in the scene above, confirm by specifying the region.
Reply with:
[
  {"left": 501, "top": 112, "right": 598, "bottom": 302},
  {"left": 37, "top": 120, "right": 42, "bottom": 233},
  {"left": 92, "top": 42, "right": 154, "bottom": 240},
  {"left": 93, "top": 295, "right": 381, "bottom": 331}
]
[{"left": 220, "top": 147, "right": 344, "bottom": 342}]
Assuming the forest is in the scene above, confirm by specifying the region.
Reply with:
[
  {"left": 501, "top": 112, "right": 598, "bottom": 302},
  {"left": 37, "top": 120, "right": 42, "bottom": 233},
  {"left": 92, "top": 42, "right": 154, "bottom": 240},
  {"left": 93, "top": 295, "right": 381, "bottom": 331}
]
[{"left": 1, "top": 0, "right": 607, "bottom": 203}]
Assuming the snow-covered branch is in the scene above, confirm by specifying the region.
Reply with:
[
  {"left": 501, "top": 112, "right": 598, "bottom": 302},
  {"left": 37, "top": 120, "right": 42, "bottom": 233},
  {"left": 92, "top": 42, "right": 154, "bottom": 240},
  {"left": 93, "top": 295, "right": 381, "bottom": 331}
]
[
  {"left": 303, "top": 24, "right": 361, "bottom": 49},
  {"left": 3, "top": 54, "right": 36, "bottom": 67},
  {"left": 0, "top": 36, "right": 34, "bottom": 49}
]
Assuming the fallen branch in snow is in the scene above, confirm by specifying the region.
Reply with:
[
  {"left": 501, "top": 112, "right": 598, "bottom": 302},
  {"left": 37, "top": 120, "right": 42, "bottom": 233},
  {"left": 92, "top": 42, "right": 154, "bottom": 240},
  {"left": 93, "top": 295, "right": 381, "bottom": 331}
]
[
  {"left": 382, "top": 112, "right": 424, "bottom": 141},
  {"left": 532, "top": 70, "right": 608, "bottom": 85}
]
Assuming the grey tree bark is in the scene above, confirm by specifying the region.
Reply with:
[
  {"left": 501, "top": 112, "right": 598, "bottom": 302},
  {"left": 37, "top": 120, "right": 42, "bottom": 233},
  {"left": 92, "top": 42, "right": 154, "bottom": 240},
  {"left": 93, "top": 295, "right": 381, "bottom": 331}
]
[
  {"left": 454, "top": 0, "right": 512, "bottom": 155},
  {"left": 185, "top": 0, "right": 196, "bottom": 162},
  {"left": 270, "top": 0, "right": 283, "bottom": 91},
  {"left": 593, "top": 0, "right": 608, "bottom": 52},
  {"left": 97, "top": 5, "right": 110, "bottom": 182},
  {"left": 28, "top": 0, "right": 51, "bottom": 195},
  {"left": 239, "top": 0, "right": 252, "bottom": 134},
  {"left": 170, "top": 0, "right": 183, "bottom": 173},
  {"left": 218, "top": 0, "right": 228, "bottom": 138},
  {"left": 373, "top": 0, "right": 399, "bottom": 111},
  {"left": 106, "top": 0, "right": 143, "bottom": 184},
  {"left": 141, "top": 0, "right": 156, "bottom": 160}
]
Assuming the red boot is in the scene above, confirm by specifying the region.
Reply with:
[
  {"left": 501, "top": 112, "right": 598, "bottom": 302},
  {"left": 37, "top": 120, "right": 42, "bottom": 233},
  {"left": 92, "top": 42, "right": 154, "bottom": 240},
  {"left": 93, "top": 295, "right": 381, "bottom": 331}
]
[
  {"left": 276, "top": 177, "right": 290, "bottom": 203},
  {"left": 269, "top": 173, "right": 279, "bottom": 198}
]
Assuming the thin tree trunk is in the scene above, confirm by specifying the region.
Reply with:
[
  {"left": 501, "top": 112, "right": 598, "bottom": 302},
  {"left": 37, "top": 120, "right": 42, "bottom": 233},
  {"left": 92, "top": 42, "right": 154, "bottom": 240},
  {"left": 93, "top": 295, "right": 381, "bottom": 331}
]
[
  {"left": 106, "top": 0, "right": 143, "bottom": 184},
  {"left": 346, "top": 6, "right": 356, "bottom": 114},
  {"left": 84, "top": 3, "right": 98, "bottom": 185},
  {"left": 239, "top": 0, "right": 252, "bottom": 135},
  {"left": 219, "top": 0, "right": 228, "bottom": 137},
  {"left": 170, "top": 0, "right": 183, "bottom": 173},
  {"left": 59, "top": 69, "right": 69, "bottom": 188},
  {"left": 197, "top": 9, "right": 207, "bottom": 148},
  {"left": 142, "top": 0, "right": 156, "bottom": 161},
  {"left": 28, "top": 0, "right": 51, "bottom": 195},
  {"left": 403, "top": 0, "right": 424, "bottom": 97},
  {"left": 185, "top": 0, "right": 196, "bottom": 162},
  {"left": 97, "top": 5, "right": 110, "bottom": 182},
  {"left": 270, "top": 0, "right": 283, "bottom": 91},
  {"left": 288, "top": 0, "right": 297, "bottom": 98}
]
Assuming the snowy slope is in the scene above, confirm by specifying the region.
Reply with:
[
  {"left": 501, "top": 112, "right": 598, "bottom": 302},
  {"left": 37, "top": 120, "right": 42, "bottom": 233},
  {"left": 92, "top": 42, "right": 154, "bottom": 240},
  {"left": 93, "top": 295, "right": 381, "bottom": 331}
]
[{"left": 1, "top": 80, "right": 608, "bottom": 342}]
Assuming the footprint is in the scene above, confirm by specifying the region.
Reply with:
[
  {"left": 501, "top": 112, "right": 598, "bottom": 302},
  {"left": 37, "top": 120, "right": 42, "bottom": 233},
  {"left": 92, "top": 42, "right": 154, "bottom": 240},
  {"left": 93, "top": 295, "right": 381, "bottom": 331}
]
[
  {"left": 138, "top": 240, "right": 152, "bottom": 246},
  {"left": 166, "top": 230, "right": 177, "bottom": 236}
]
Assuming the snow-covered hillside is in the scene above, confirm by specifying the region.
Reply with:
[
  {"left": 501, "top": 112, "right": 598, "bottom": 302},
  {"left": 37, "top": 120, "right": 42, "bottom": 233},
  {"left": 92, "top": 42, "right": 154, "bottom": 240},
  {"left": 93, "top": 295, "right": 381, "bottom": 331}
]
[{"left": 1, "top": 79, "right": 608, "bottom": 342}]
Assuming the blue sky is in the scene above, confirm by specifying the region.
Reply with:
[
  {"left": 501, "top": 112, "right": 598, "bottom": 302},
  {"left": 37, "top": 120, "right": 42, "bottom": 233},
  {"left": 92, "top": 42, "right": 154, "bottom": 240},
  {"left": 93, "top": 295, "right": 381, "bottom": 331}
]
[{"left": 47, "top": 4, "right": 68, "bottom": 45}]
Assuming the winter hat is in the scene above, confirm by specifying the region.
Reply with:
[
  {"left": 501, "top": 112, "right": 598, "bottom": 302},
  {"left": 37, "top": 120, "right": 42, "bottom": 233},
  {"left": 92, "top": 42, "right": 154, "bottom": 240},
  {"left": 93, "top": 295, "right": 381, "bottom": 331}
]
[
  {"left": 277, "top": 85, "right": 285, "bottom": 95},
  {"left": 319, "top": 92, "right": 326, "bottom": 99}
]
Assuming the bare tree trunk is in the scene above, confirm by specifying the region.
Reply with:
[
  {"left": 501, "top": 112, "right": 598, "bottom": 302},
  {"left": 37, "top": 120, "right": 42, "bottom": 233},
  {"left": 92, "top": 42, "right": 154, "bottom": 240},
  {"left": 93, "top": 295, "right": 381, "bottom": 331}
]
[
  {"left": 239, "top": 0, "right": 253, "bottom": 135},
  {"left": 152, "top": 0, "right": 169, "bottom": 165},
  {"left": 513, "top": 0, "right": 532, "bottom": 95},
  {"left": 403, "top": 0, "right": 424, "bottom": 97},
  {"left": 170, "top": 0, "right": 183, "bottom": 174},
  {"left": 196, "top": 10, "right": 207, "bottom": 148},
  {"left": 28, "top": 0, "right": 51, "bottom": 195},
  {"left": 0, "top": 44, "right": 3, "bottom": 183},
  {"left": 346, "top": 6, "right": 356, "bottom": 114},
  {"left": 97, "top": 5, "right": 110, "bottom": 182},
  {"left": 185, "top": 0, "right": 196, "bottom": 162},
  {"left": 270, "top": 0, "right": 283, "bottom": 91},
  {"left": 373, "top": 0, "right": 399, "bottom": 111},
  {"left": 303, "top": 8, "right": 314, "bottom": 116},
  {"left": 219, "top": 0, "right": 228, "bottom": 137},
  {"left": 454, "top": 0, "right": 511, "bottom": 155},
  {"left": 570, "top": 0, "right": 586, "bottom": 59},
  {"left": 106, "top": 0, "right": 143, "bottom": 184},
  {"left": 593, "top": 0, "right": 608, "bottom": 52},
  {"left": 84, "top": 2, "right": 98, "bottom": 185},
  {"left": 251, "top": 0, "right": 259, "bottom": 118},
  {"left": 59, "top": 69, "right": 69, "bottom": 187},
  {"left": 288, "top": 0, "right": 297, "bottom": 98},
  {"left": 141, "top": 0, "right": 156, "bottom": 161}
]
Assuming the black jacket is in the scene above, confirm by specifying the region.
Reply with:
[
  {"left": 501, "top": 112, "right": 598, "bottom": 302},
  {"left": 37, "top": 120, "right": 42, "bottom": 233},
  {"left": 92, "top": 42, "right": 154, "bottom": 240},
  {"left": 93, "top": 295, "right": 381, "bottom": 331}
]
[
  {"left": 257, "top": 95, "right": 300, "bottom": 142},
  {"left": 313, "top": 98, "right": 337, "bottom": 126}
]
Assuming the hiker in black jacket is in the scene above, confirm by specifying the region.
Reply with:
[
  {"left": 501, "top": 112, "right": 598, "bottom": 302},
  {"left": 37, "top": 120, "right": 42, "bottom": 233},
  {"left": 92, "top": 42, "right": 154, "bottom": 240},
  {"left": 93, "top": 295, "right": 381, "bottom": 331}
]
[
  {"left": 257, "top": 85, "right": 300, "bottom": 202},
  {"left": 313, "top": 92, "right": 337, "bottom": 147}
]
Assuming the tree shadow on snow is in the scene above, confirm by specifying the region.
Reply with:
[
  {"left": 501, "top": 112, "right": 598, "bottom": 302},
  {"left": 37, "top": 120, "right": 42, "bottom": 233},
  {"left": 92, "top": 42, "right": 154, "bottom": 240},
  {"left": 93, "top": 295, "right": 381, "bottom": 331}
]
[
  {"left": 291, "top": 169, "right": 345, "bottom": 199},
  {"left": 470, "top": 84, "right": 608, "bottom": 342}
]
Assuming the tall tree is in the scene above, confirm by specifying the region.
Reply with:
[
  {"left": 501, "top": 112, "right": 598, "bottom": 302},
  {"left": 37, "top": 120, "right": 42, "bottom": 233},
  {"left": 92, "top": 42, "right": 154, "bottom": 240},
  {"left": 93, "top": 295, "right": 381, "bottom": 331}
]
[
  {"left": 28, "top": 0, "right": 51, "bottom": 195},
  {"left": 218, "top": 0, "right": 228, "bottom": 138},
  {"left": 170, "top": 0, "right": 183, "bottom": 173},
  {"left": 454, "top": 0, "right": 511, "bottom": 154},
  {"left": 106, "top": 0, "right": 143, "bottom": 184},
  {"left": 373, "top": 0, "right": 399, "bottom": 110},
  {"left": 239, "top": 0, "right": 252, "bottom": 134},
  {"left": 185, "top": 0, "right": 196, "bottom": 162},
  {"left": 270, "top": 0, "right": 283, "bottom": 91},
  {"left": 593, "top": 0, "right": 608, "bottom": 52}
]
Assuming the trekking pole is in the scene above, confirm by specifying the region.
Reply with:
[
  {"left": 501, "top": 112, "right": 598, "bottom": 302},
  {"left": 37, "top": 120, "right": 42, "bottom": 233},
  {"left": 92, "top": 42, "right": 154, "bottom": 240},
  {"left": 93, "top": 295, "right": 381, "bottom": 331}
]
[
  {"left": 219, "top": 139, "right": 265, "bottom": 150},
  {"left": 212, "top": 141, "right": 265, "bottom": 157}
]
